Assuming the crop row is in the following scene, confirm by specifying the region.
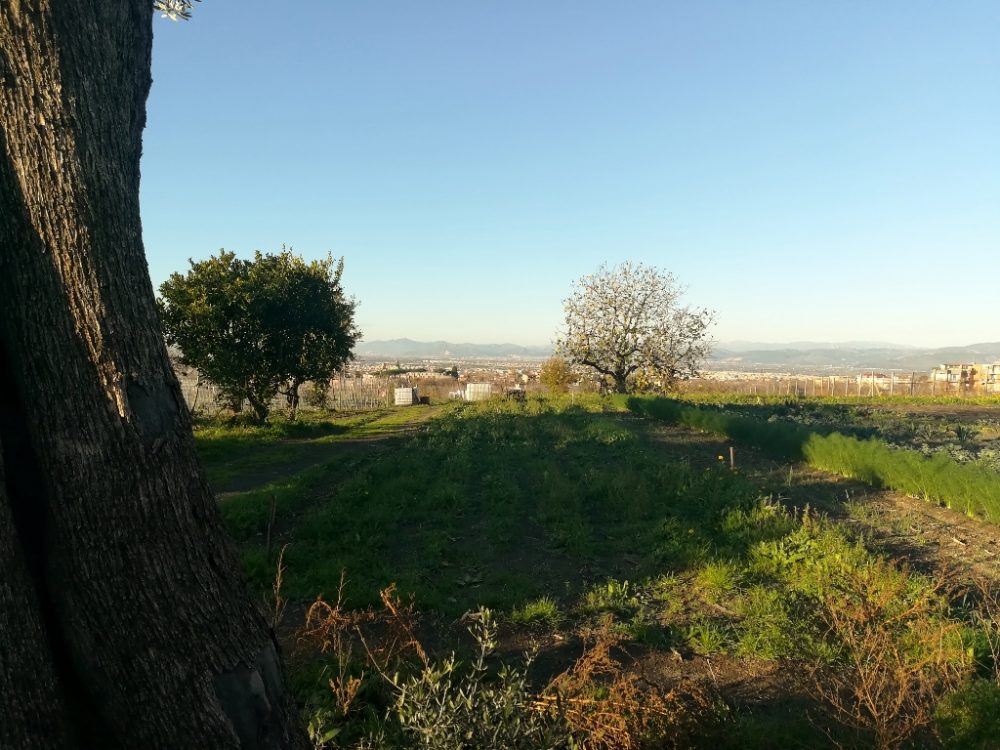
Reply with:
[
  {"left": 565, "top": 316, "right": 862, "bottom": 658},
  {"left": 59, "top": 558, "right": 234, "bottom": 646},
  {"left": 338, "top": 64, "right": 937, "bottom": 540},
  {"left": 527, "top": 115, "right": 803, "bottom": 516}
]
[{"left": 626, "top": 396, "right": 1000, "bottom": 523}]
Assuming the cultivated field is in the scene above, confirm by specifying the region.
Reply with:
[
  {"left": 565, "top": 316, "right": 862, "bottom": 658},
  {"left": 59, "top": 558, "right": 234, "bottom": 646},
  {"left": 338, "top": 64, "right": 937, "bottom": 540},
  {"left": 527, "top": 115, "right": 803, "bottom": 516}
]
[{"left": 196, "top": 393, "right": 1000, "bottom": 749}]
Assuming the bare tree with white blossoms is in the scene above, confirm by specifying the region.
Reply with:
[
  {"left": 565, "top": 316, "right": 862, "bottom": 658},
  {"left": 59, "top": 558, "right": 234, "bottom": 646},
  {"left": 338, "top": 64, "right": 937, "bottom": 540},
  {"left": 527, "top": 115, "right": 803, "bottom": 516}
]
[{"left": 556, "top": 262, "right": 715, "bottom": 394}]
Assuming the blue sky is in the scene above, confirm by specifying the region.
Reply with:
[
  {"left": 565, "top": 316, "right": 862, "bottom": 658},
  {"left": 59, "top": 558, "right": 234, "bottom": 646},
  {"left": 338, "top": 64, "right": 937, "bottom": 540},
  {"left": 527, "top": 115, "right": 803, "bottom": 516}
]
[{"left": 142, "top": 2, "right": 1000, "bottom": 347}]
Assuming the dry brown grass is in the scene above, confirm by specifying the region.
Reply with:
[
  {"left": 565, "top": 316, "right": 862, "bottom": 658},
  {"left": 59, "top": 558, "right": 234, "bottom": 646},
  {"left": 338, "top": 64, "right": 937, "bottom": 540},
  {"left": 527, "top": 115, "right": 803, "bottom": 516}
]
[
  {"left": 297, "top": 576, "right": 428, "bottom": 720},
  {"left": 541, "top": 616, "right": 715, "bottom": 750},
  {"left": 269, "top": 543, "right": 289, "bottom": 630},
  {"left": 809, "top": 563, "right": 971, "bottom": 749},
  {"left": 296, "top": 584, "right": 718, "bottom": 748}
]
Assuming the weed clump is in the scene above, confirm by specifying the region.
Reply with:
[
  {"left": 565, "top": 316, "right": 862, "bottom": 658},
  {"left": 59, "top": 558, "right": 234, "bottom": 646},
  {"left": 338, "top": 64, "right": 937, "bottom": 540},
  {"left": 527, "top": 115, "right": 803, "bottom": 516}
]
[
  {"left": 512, "top": 597, "right": 565, "bottom": 628},
  {"left": 371, "top": 610, "right": 572, "bottom": 750}
]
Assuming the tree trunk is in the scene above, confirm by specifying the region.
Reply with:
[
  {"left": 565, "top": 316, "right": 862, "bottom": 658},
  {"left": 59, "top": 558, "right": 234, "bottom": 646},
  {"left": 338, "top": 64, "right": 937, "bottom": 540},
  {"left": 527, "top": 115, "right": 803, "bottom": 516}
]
[
  {"left": 614, "top": 374, "right": 629, "bottom": 393},
  {"left": 284, "top": 379, "right": 303, "bottom": 421},
  {"left": 0, "top": 444, "right": 74, "bottom": 750},
  {"left": 0, "top": 3, "right": 307, "bottom": 748},
  {"left": 248, "top": 393, "right": 272, "bottom": 425}
]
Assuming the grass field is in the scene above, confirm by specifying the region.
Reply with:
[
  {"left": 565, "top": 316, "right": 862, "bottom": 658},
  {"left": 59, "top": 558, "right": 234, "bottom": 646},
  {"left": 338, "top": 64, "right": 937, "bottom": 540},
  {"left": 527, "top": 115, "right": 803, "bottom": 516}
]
[{"left": 198, "top": 395, "right": 1000, "bottom": 749}]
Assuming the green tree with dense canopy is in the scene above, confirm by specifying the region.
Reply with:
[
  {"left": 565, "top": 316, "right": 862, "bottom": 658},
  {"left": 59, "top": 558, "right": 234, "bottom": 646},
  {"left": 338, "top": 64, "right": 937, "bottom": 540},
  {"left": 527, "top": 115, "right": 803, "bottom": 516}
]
[
  {"left": 539, "top": 356, "right": 575, "bottom": 393},
  {"left": 159, "top": 249, "right": 359, "bottom": 423},
  {"left": 556, "top": 262, "right": 715, "bottom": 394}
]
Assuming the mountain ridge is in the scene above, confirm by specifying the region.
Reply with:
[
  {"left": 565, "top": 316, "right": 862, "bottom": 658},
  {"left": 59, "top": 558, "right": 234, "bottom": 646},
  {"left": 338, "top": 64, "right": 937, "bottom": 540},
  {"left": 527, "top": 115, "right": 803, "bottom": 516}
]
[
  {"left": 355, "top": 338, "right": 552, "bottom": 359},
  {"left": 354, "top": 338, "right": 1000, "bottom": 370},
  {"left": 711, "top": 342, "right": 1000, "bottom": 372}
]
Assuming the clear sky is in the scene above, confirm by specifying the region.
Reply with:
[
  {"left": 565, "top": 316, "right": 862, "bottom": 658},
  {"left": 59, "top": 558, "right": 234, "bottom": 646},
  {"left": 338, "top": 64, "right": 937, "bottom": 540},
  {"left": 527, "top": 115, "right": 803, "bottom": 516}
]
[{"left": 142, "top": 1, "right": 1000, "bottom": 348}]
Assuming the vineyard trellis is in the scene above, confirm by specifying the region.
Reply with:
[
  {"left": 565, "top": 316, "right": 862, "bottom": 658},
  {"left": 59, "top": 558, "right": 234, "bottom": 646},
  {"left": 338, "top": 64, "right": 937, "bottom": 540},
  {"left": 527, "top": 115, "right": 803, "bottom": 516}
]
[{"left": 683, "top": 372, "right": 1000, "bottom": 399}]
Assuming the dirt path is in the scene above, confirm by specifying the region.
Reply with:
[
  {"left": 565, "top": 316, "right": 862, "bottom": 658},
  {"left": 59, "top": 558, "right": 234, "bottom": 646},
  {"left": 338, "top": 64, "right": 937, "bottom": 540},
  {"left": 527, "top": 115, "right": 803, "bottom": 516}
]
[
  {"left": 213, "top": 405, "right": 447, "bottom": 495},
  {"left": 629, "top": 413, "right": 1000, "bottom": 583}
]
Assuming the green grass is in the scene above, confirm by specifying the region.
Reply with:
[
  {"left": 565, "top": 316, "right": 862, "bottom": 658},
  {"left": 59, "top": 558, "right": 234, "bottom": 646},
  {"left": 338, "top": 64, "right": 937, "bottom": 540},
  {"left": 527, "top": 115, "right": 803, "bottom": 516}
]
[
  {"left": 217, "top": 396, "right": 766, "bottom": 612},
  {"left": 194, "top": 406, "right": 445, "bottom": 491},
  {"left": 510, "top": 597, "right": 565, "bottom": 628},
  {"left": 206, "top": 393, "right": 999, "bottom": 748}
]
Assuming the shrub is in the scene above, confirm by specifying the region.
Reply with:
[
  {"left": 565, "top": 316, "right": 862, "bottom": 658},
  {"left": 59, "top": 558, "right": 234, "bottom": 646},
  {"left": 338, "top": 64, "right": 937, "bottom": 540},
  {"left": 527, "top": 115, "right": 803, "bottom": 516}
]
[
  {"left": 936, "top": 679, "right": 1000, "bottom": 750},
  {"left": 809, "top": 563, "right": 970, "bottom": 749},
  {"left": 539, "top": 357, "right": 575, "bottom": 394},
  {"left": 377, "top": 610, "right": 572, "bottom": 750},
  {"left": 545, "top": 617, "right": 719, "bottom": 749},
  {"left": 304, "top": 380, "right": 331, "bottom": 410}
]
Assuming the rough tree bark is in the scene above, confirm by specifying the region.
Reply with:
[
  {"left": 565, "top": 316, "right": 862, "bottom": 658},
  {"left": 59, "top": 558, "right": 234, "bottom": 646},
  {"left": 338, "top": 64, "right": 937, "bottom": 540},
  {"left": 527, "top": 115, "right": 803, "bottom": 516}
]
[{"left": 0, "top": 3, "right": 307, "bottom": 748}]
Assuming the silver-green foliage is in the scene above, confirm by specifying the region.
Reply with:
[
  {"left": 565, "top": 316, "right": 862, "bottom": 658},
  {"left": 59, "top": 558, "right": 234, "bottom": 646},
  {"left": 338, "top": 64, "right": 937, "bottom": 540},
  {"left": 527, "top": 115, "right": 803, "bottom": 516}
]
[{"left": 372, "top": 610, "right": 573, "bottom": 750}]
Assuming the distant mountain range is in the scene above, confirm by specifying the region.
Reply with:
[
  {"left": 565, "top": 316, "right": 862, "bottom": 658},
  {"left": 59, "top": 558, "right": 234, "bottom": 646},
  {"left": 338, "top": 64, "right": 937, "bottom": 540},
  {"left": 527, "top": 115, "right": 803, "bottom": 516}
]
[
  {"left": 716, "top": 340, "right": 915, "bottom": 352},
  {"left": 711, "top": 342, "right": 1000, "bottom": 372},
  {"left": 355, "top": 338, "right": 552, "bottom": 359},
  {"left": 354, "top": 338, "right": 1000, "bottom": 372}
]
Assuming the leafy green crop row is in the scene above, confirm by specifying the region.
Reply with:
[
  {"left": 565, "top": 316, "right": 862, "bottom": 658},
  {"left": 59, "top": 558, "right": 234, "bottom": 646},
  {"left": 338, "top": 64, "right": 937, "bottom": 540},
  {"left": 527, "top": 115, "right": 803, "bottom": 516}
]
[{"left": 627, "top": 396, "right": 1000, "bottom": 522}]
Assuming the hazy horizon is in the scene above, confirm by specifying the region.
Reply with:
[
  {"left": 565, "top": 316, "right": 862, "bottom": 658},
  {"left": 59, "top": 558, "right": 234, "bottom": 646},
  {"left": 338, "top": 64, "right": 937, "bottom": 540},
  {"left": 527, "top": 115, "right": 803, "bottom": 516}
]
[
  {"left": 143, "top": 2, "right": 1000, "bottom": 348},
  {"left": 354, "top": 335, "right": 1000, "bottom": 351}
]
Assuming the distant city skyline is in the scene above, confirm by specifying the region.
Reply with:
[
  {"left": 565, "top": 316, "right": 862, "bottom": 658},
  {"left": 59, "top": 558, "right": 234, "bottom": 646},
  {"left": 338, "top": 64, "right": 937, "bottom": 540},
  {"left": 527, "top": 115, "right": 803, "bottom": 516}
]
[{"left": 143, "top": 2, "right": 1000, "bottom": 350}]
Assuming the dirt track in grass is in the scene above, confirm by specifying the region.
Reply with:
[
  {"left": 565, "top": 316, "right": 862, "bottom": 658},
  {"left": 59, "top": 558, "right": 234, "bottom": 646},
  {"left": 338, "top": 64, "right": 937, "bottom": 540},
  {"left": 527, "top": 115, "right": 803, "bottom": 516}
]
[{"left": 211, "top": 405, "right": 447, "bottom": 495}]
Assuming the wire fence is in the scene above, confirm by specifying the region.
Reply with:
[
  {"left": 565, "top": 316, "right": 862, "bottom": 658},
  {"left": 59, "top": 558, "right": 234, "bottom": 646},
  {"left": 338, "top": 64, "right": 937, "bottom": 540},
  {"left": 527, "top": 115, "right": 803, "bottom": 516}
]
[
  {"left": 683, "top": 372, "right": 1000, "bottom": 399},
  {"left": 175, "top": 372, "right": 394, "bottom": 415},
  {"left": 173, "top": 368, "right": 498, "bottom": 415}
]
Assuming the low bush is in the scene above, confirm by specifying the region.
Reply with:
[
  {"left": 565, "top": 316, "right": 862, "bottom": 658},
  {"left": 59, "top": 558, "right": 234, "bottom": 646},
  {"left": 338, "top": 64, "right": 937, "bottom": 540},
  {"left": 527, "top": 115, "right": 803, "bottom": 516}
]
[{"left": 374, "top": 611, "right": 572, "bottom": 750}]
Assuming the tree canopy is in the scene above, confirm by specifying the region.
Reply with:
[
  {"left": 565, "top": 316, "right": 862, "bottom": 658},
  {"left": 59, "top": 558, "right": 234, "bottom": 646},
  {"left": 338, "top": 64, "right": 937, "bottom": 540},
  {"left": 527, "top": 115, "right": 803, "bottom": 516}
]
[
  {"left": 158, "top": 249, "right": 359, "bottom": 422},
  {"left": 539, "top": 356, "right": 574, "bottom": 393},
  {"left": 556, "top": 262, "right": 715, "bottom": 394}
]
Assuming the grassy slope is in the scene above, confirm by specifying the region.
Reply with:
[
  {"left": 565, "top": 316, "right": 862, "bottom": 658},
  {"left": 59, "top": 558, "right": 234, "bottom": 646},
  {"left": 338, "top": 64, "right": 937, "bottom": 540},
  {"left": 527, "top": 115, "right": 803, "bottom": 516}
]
[{"left": 197, "top": 397, "right": 1000, "bottom": 748}]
